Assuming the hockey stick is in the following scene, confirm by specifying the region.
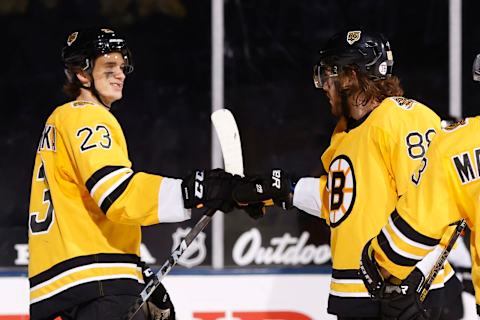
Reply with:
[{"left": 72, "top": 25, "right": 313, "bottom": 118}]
[
  {"left": 211, "top": 109, "right": 244, "bottom": 178},
  {"left": 418, "top": 219, "right": 467, "bottom": 302},
  {"left": 124, "top": 108, "right": 244, "bottom": 320}
]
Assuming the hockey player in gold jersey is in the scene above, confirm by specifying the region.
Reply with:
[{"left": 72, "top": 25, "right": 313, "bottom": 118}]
[
  {"left": 359, "top": 54, "right": 480, "bottom": 319},
  {"left": 231, "top": 30, "right": 462, "bottom": 319},
  {"left": 28, "top": 28, "right": 240, "bottom": 320}
]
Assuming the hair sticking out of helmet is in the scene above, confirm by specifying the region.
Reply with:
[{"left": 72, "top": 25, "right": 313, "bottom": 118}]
[
  {"left": 473, "top": 54, "right": 480, "bottom": 82},
  {"left": 61, "top": 28, "right": 133, "bottom": 76},
  {"left": 313, "top": 30, "right": 394, "bottom": 88}
]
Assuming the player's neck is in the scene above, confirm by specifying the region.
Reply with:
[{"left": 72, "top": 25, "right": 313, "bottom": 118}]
[
  {"left": 349, "top": 99, "right": 379, "bottom": 120},
  {"left": 76, "top": 89, "right": 110, "bottom": 109}
]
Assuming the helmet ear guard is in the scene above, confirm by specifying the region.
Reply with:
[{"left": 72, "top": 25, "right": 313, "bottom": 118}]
[
  {"left": 473, "top": 54, "right": 480, "bottom": 82},
  {"left": 313, "top": 30, "right": 394, "bottom": 88}
]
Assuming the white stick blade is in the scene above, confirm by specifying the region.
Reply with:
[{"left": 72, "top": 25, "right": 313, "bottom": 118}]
[{"left": 211, "top": 109, "right": 244, "bottom": 176}]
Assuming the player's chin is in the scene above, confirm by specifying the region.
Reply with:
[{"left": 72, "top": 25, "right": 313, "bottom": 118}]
[{"left": 107, "top": 91, "right": 123, "bottom": 102}]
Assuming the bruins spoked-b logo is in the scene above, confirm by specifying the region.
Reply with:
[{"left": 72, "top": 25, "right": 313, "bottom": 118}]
[
  {"left": 327, "top": 155, "right": 356, "bottom": 227},
  {"left": 346, "top": 31, "right": 362, "bottom": 45}
]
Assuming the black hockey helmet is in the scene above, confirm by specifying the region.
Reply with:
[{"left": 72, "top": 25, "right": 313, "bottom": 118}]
[
  {"left": 61, "top": 28, "right": 133, "bottom": 77},
  {"left": 473, "top": 54, "right": 480, "bottom": 82},
  {"left": 313, "top": 30, "right": 393, "bottom": 88}
]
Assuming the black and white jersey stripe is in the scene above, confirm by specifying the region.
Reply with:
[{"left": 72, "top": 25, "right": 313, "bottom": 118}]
[
  {"left": 378, "top": 210, "right": 439, "bottom": 266},
  {"left": 86, "top": 165, "right": 134, "bottom": 213}
]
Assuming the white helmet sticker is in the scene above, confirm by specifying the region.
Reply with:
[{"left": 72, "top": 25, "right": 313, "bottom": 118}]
[
  {"left": 346, "top": 31, "right": 361, "bottom": 45},
  {"left": 379, "top": 61, "right": 388, "bottom": 75}
]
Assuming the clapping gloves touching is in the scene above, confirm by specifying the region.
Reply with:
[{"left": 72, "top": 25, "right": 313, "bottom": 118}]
[{"left": 181, "top": 168, "right": 295, "bottom": 220}]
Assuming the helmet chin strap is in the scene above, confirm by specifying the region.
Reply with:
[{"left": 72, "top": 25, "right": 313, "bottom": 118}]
[
  {"left": 90, "top": 80, "right": 111, "bottom": 109},
  {"left": 81, "top": 62, "right": 111, "bottom": 109}
]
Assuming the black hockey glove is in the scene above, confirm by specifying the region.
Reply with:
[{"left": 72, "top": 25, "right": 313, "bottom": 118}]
[
  {"left": 381, "top": 268, "right": 428, "bottom": 320},
  {"left": 141, "top": 264, "right": 175, "bottom": 320},
  {"left": 182, "top": 168, "right": 240, "bottom": 214},
  {"left": 233, "top": 169, "right": 294, "bottom": 216},
  {"left": 456, "top": 266, "right": 474, "bottom": 295},
  {"left": 359, "top": 239, "right": 386, "bottom": 298}
]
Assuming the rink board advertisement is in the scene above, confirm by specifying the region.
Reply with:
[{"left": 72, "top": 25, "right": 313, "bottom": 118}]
[
  {"left": 0, "top": 274, "right": 476, "bottom": 319},
  {"left": 0, "top": 209, "right": 331, "bottom": 269}
]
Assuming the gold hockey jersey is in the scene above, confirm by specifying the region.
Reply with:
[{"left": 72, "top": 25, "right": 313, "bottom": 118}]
[
  {"left": 372, "top": 116, "right": 480, "bottom": 314},
  {"left": 293, "top": 97, "right": 459, "bottom": 317},
  {"left": 28, "top": 101, "right": 190, "bottom": 319}
]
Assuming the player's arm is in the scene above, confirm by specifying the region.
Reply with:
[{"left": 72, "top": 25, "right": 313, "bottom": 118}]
[
  {"left": 64, "top": 107, "right": 190, "bottom": 226},
  {"left": 371, "top": 145, "right": 462, "bottom": 280},
  {"left": 360, "top": 140, "right": 464, "bottom": 295},
  {"left": 232, "top": 169, "right": 329, "bottom": 220},
  {"left": 292, "top": 175, "right": 329, "bottom": 220}
]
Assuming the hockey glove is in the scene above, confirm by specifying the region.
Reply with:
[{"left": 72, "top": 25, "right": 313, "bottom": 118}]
[
  {"left": 359, "top": 239, "right": 386, "bottom": 298},
  {"left": 233, "top": 169, "right": 294, "bottom": 213},
  {"left": 381, "top": 267, "right": 428, "bottom": 320},
  {"left": 182, "top": 168, "right": 240, "bottom": 213},
  {"left": 456, "top": 266, "right": 474, "bottom": 295},
  {"left": 141, "top": 264, "right": 175, "bottom": 320}
]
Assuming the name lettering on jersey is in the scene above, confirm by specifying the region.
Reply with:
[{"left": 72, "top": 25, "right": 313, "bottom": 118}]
[
  {"left": 76, "top": 125, "right": 112, "bottom": 152},
  {"left": 37, "top": 124, "right": 56, "bottom": 152},
  {"left": 452, "top": 149, "right": 480, "bottom": 184},
  {"left": 391, "top": 97, "right": 417, "bottom": 110},
  {"left": 327, "top": 155, "right": 356, "bottom": 227},
  {"left": 72, "top": 101, "right": 92, "bottom": 108}
]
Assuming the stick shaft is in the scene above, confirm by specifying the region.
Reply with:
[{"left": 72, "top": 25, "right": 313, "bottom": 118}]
[
  {"left": 125, "top": 211, "right": 214, "bottom": 320},
  {"left": 419, "top": 219, "right": 466, "bottom": 302}
]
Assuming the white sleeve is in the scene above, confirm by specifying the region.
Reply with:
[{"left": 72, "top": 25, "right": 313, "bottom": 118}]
[
  {"left": 447, "top": 238, "right": 472, "bottom": 268},
  {"left": 292, "top": 177, "right": 323, "bottom": 218},
  {"left": 158, "top": 177, "right": 192, "bottom": 223}
]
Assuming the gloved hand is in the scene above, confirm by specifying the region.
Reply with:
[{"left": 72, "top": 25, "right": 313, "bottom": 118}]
[
  {"left": 359, "top": 239, "right": 386, "bottom": 298},
  {"left": 456, "top": 266, "right": 474, "bottom": 295},
  {"left": 233, "top": 169, "right": 295, "bottom": 211},
  {"left": 181, "top": 168, "right": 240, "bottom": 213},
  {"left": 381, "top": 268, "right": 428, "bottom": 320},
  {"left": 141, "top": 264, "right": 175, "bottom": 320}
]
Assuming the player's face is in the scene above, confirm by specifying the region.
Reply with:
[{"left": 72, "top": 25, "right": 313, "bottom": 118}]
[
  {"left": 321, "top": 69, "right": 342, "bottom": 117},
  {"left": 92, "top": 52, "right": 127, "bottom": 106}
]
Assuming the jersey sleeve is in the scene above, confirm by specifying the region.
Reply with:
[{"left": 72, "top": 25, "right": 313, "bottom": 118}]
[
  {"left": 372, "top": 142, "right": 464, "bottom": 279},
  {"left": 292, "top": 175, "right": 329, "bottom": 220},
  {"left": 60, "top": 106, "right": 190, "bottom": 226}
]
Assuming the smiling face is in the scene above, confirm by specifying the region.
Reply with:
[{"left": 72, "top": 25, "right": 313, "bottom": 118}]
[{"left": 90, "top": 52, "right": 127, "bottom": 106}]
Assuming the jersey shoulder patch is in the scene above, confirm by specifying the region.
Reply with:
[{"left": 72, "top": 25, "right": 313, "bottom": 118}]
[
  {"left": 388, "top": 97, "right": 418, "bottom": 110},
  {"left": 442, "top": 118, "right": 468, "bottom": 133}
]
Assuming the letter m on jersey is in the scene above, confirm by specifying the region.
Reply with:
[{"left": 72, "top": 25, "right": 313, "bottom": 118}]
[{"left": 452, "top": 149, "right": 480, "bottom": 184}]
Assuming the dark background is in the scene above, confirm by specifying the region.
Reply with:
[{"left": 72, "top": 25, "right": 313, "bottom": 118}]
[{"left": 0, "top": 0, "right": 478, "bottom": 269}]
